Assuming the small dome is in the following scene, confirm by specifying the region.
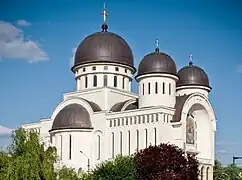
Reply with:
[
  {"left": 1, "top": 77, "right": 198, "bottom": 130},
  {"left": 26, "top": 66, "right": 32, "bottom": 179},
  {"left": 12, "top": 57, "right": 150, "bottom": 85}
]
[
  {"left": 177, "top": 62, "right": 210, "bottom": 88},
  {"left": 136, "top": 51, "right": 177, "bottom": 78},
  {"left": 72, "top": 25, "right": 134, "bottom": 71},
  {"left": 51, "top": 104, "right": 92, "bottom": 131}
]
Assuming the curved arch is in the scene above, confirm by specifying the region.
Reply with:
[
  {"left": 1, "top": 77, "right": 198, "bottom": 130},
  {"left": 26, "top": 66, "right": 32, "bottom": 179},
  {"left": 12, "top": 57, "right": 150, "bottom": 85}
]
[
  {"left": 200, "top": 166, "right": 204, "bottom": 180},
  {"left": 51, "top": 97, "right": 95, "bottom": 121},
  {"left": 180, "top": 93, "right": 216, "bottom": 131},
  {"left": 121, "top": 99, "right": 137, "bottom": 111}
]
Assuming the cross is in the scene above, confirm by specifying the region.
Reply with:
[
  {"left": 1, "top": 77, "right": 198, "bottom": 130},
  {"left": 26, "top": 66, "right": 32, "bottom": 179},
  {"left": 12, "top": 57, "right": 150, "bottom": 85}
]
[
  {"left": 101, "top": 1, "right": 108, "bottom": 23},
  {"left": 155, "top": 39, "right": 159, "bottom": 48},
  {"left": 189, "top": 54, "right": 193, "bottom": 62}
]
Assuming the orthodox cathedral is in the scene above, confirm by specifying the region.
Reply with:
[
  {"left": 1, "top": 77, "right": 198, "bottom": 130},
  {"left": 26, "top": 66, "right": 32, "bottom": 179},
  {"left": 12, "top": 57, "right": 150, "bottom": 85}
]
[{"left": 22, "top": 5, "right": 216, "bottom": 180}]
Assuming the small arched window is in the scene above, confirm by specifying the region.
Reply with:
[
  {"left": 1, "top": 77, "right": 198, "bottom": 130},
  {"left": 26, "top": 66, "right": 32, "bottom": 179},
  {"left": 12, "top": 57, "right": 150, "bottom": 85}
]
[
  {"left": 201, "top": 166, "right": 204, "bottom": 180},
  {"left": 114, "top": 76, "right": 117, "bottom": 87},
  {"left": 122, "top": 77, "right": 125, "bottom": 89},
  {"left": 85, "top": 76, "right": 88, "bottom": 88},
  {"left": 162, "top": 82, "right": 165, "bottom": 94},
  {"left": 206, "top": 167, "right": 209, "bottom": 180},
  {"left": 69, "top": 134, "right": 72, "bottom": 160},
  {"left": 93, "top": 75, "right": 97, "bottom": 87},
  {"left": 142, "top": 83, "right": 145, "bottom": 95},
  {"left": 155, "top": 82, "right": 158, "bottom": 94},
  {"left": 169, "top": 83, "right": 171, "bottom": 95},
  {"left": 144, "top": 129, "right": 148, "bottom": 148},
  {"left": 154, "top": 128, "right": 157, "bottom": 146},
  {"left": 104, "top": 75, "right": 108, "bottom": 86},
  {"left": 148, "top": 82, "right": 151, "bottom": 94}
]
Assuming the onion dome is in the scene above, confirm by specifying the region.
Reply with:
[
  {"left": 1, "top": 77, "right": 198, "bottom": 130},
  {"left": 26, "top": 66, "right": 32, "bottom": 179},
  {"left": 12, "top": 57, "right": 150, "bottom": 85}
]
[
  {"left": 136, "top": 47, "right": 177, "bottom": 78},
  {"left": 177, "top": 62, "right": 210, "bottom": 88},
  {"left": 50, "top": 104, "right": 92, "bottom": 131},
  {"left": 72, "top": 23, "right": 134, "bottom": 72}
]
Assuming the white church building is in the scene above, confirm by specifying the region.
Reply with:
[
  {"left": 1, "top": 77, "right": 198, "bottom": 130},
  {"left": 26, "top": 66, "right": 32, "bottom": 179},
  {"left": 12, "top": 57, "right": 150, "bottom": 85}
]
[{"left": 22, "top": 6, "right": 216, "bottom": 180}]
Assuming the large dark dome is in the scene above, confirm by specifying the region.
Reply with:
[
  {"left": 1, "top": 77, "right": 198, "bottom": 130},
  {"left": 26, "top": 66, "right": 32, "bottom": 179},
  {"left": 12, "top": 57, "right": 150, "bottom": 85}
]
[
  {"left": 177, "top": 62, "right": 210, "bottom": 88},
  {"left": 51, "top": 104, "right": 92, "bottom": 131},
  {"left": 136, "top": 50, "right": 177, "bottom": 78},
  {"left": 72, "top": 24, "right": 134, "bottom": 71}
]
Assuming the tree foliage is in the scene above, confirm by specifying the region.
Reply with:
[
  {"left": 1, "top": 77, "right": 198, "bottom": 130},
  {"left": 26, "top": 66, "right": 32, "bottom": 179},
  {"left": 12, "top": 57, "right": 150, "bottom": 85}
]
[
  {"left": 213, "top": 159, "right": 242, "bottom": 180},
  {"left": 134, "top": 143, "right": 199, "bottom": 180},
  {"left": 0, "top": 128, "right": 57, "bottom": 180},
  {"left": 57, "top": 166, "right": 80, "bottom": 180},
  {"left": 90, "top": 155, "right": 136, "bottom": 180}
]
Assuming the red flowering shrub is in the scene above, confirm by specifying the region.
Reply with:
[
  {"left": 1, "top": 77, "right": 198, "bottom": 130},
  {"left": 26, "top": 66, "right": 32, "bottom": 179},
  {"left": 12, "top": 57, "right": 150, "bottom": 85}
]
[{"left": 134, "top": 143, "right": 199, "bottom": 180}]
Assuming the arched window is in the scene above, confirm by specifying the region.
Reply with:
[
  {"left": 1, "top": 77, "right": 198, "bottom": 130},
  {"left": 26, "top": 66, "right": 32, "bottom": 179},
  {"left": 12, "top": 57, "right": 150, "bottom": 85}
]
[
  {"left": 169, "top": 83, "right": 171, "bottom": 95},
  {"left": 69, "top": 134, "right": 72, "bottom": 160},
  {"left": 128, "top": 131, "right": 131, "bottom": 155},
  {"left": 136, "top": 130, "right": 139, "bottom": 151},
  {"left": 154, "top": 128, "right": 157, "bottom": 146},
  {"left": 85, "top": 76, "right": 88, "bottom": 88},
  {"left": 206, "top": 167, "right": 209, "bottom": 180},
  {"left": 111, "top": 132, "right": 114, "bottom": 158},
  {"left": 162, "top": 82, "right": 165, "bottom": 94},
  {"left": 144, "top": 129, "right": 148, "bottom": 148},
  {"left": 148, "top": 82, "right": 151, "bottom": 94},
  {"left": 120, "top": 132, "right": 122, "bottom": 155},
  {"left": 93, "top": 75, "right": 97, "bottom": 87},
  {"left": 122, "top": 77, "right": 125, "bottom": 89},
  {"left": 142, "top": 83, "right": 145, "bottom": 95},
  {"left": 104, "top": 75, "right": 108, "bottom": 86},
  {"left": 114, "top": 76, "right": 117, "bottom": 87},
  {"left": 201, "top": 166, "right": 204, "bottom": 180},
  {"left": 155, "top": 82, "right": 158, "bottom": 94},
  {"left": 97, "top": 135, "right": 101, "bottom": 160}
]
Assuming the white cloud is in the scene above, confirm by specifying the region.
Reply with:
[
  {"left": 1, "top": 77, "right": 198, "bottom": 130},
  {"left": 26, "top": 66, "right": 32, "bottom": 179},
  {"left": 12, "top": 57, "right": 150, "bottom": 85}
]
[
  {"left": 216, "top": 141, "right": 237, "bottom": 146},
  {"left": 0, "top": 125, "right": 12, "bottom": 136},
  {"left": 69, "top": 47, "right": 77, "bottom": 68},
  {"left": 17, "top": 20, "right": 31, "bottom": 27},
  {"left": 236, "top": 64, "right": 242, "bottom": 73},
  {"left": 0, "top": 21, "right": 48, "bottom": 62}
]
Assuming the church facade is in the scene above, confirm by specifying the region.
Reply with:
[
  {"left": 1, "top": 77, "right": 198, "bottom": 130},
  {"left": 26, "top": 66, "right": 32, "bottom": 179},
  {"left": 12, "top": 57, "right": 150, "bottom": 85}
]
[{"left": 22, "top": 9, "right": 216, "bottom": 180}]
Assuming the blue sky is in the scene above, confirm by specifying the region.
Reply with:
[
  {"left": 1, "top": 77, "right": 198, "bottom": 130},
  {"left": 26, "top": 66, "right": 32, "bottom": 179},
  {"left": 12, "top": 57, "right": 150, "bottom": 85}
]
[{"left": 0, "top": 0, "right": 242, "bottom": 165}]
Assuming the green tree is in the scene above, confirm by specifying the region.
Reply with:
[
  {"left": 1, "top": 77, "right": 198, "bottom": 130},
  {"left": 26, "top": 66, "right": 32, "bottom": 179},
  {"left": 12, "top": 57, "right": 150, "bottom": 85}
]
[
  {"left": 213, "top": 160, "right": 229, "bottom": 180},
  {"left": 213, "top": 159, "right": 242, "bottom": 180},
  {"left": 224, "top": 164, "right": 242, "bottom": 180},
  {"left": 90, "top": 155, "right": 136, "bottom": 180},
  {"left": 57, "top": 166, "right": 79, "bottom": 180},
  {"left": 134, "top": 143, "right": 199, "bottom": 180},
  {"left": 0, "top": 128, "right": 57, "bottom": 180}
]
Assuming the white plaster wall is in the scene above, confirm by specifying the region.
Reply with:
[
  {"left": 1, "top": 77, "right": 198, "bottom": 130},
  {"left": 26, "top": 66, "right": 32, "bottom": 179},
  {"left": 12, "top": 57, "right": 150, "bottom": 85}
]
[
  {"left": 194, "top": 108, "right": 212, "bottom": 160},
  {"left": 51, "top": 129, "right": 93, "bottom": 171},
  {"left": 63, "top": 87, "right": 137, "bottom": 111},
  {"left": 22, "top": 90, "right": 215, "bottom": 180},
  {"left": 138, "top": 76, "right": 177, "bottom": 108},
  {"left": 105, "top": 107, "right": 175, "bottom": 159}
]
